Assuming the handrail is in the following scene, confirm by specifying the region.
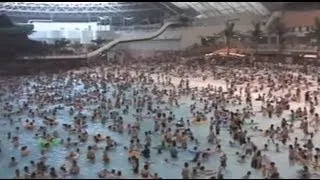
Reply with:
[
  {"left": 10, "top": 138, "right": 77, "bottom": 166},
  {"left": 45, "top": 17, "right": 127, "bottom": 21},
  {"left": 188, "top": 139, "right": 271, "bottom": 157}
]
[{"left": 86, "top": 21, "right": 180, "bottom": 58}]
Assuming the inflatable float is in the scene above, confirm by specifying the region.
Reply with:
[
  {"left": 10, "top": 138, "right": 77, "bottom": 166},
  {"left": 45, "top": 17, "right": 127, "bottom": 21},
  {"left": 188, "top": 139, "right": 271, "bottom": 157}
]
[
  {"left": 192, "top": 119, "right": 208, "bottom": 125},
  {"left": 39, "top": 138, "right": 60, "bottom": 148}
]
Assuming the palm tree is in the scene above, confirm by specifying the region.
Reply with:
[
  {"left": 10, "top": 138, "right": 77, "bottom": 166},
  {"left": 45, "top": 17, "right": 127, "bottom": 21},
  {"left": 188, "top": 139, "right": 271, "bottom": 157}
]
[
  {"left": 307, "top": 17, "right": 320, "bottom": 58},
  {"left": 250, "top": 21, "right": 263, "bottom": 53},
  {"left": 224, "top": 21, "right": 235, "bottom": 55},
  {"left": 268, "top": 17, "right": 288, "bottom": 54}
]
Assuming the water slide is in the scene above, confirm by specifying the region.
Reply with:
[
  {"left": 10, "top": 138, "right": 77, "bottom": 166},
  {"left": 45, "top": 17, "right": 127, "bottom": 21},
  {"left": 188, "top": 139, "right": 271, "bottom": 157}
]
[{"left": 87, "top": 21, "right": 180, "bottom": 58}]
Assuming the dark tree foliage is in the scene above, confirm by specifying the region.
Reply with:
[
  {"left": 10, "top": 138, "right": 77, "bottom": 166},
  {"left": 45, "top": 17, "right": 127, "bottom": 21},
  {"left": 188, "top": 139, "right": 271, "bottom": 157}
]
[
  {"left": 250, "top": 21, "right": 263, "bottom": 53},
  {"left": 224, "top": 22, "right": 235, "bottom": 55},
  {"left": 0, "top": 14, "right": 48, "bottom": 60},
  {"left": 268, "top": 17, "right": 288, "bottom": 53}
]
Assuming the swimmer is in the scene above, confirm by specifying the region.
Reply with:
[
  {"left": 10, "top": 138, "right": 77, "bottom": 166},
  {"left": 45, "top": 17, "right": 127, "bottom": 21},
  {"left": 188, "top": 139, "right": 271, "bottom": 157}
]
[
  {"left": 86, "top": 146, "right": 96, "bottom": 161},
  {"left": 8, "top": 157, "right": 18, "bottom": 167},
  {"left": 97, "top": 169, "right": 111, "bottom": 178},
  {"left": 66, "top": 149, "right": 80, "bottom": 161},
  {"left": 69, "top": 160, "right": 80, "bottom": 175},
  {"left": 20, "top": 146, "right": 30, "bottom": 157},
  {"left": 102, "top": 146, "right": 110, "bottom": 163}
]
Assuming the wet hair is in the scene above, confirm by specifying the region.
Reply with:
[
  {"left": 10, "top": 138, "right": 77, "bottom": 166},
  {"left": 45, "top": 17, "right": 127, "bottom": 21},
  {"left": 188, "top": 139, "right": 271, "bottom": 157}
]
[
  {"left": 117, "top": 171, "right": 122, "bottom": 176},
  {"left": 184, "top": 162, "right": 189, "bottom": 168},
  {"left": 31, "top": 172, "right": 36, "bottom": 178}
]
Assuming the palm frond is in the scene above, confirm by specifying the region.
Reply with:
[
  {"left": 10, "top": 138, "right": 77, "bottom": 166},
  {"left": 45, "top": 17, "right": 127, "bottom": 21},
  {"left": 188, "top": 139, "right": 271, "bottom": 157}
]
[
  {"left": 311, "top": 17, "right": 320, "bottom": 42},
  {"left": 224, "top": 22, "right": 235, "bottom": 37},
  {"left": 251, "top": 21, "right": 263, "bottom": 42}
]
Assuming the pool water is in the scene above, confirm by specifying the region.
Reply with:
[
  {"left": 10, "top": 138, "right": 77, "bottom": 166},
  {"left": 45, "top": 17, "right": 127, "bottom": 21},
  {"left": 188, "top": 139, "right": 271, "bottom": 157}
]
[{"left": 0, "top": 73, "right": 318, "bottom": 179}]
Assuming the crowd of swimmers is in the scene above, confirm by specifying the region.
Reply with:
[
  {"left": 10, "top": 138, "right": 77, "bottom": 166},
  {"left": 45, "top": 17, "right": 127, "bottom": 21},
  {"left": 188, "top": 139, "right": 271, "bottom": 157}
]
[{"left": 1, "top": 51, "right": 320, "bottom": 179}]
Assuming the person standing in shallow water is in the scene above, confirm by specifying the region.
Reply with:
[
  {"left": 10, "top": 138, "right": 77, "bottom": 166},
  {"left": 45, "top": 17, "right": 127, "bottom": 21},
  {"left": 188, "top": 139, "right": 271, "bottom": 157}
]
[
  {"left": 69, "top": 160, "right": 80, "bottom": 175},
  {"left": 131, "top": 156, "right": 139, "bottom": 174},
  {"left": 142, "top": 145, "right": 150, "bottom": 159},
  {"left": 268, "top": 162, "right": 279, "bottom": 179},
  {"left": 251, "top": 150, "right": 262, "bottom": 169},
  {"left": 288, "top": 145, "right": 296, "bottom": 166},
  {"left": 181, "top": 162, "right": 190, "bottom": 179}
]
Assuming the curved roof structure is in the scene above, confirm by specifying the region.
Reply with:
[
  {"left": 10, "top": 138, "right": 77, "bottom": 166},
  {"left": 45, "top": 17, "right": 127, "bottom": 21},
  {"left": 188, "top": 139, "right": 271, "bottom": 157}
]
[
  {"left": 0, "top": 2, "right": 283, "bottom": 24},
  {"left": 0, "top": 2, "right": 166, "bottom": 24},
  {"left": 0, "top": 2, "right": 159, "bottom": 14},
  {"left": 170, "top": 2, "right": 270, "bottom": 18}
]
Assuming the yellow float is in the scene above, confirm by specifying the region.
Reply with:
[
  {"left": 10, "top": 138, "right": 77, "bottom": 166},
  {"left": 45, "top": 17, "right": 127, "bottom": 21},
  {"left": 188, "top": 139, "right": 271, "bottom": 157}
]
[{"left": 192, "top": 119, "right": 208, "bottom": 125}]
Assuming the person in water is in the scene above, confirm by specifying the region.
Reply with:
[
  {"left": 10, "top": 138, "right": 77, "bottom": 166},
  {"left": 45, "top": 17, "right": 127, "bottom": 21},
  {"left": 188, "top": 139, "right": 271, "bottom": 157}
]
[{"left": 2, "top": 52, "right": 320, "bottom": 179}]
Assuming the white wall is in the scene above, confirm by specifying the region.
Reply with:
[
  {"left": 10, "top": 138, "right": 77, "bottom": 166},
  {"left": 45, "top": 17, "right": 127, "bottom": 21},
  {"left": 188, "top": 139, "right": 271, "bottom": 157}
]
[
  {"left": 32, "top": 22, "right": 98, "bottom": 31},
  {"left": 29, "top": 22, "right": 98, "bottom": 44},
  {"left": 30, "top": 30, "right": 95, "bottom": 44},
  {"left": 81, "top": 31, "right": 94, "bottom": 44}
]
